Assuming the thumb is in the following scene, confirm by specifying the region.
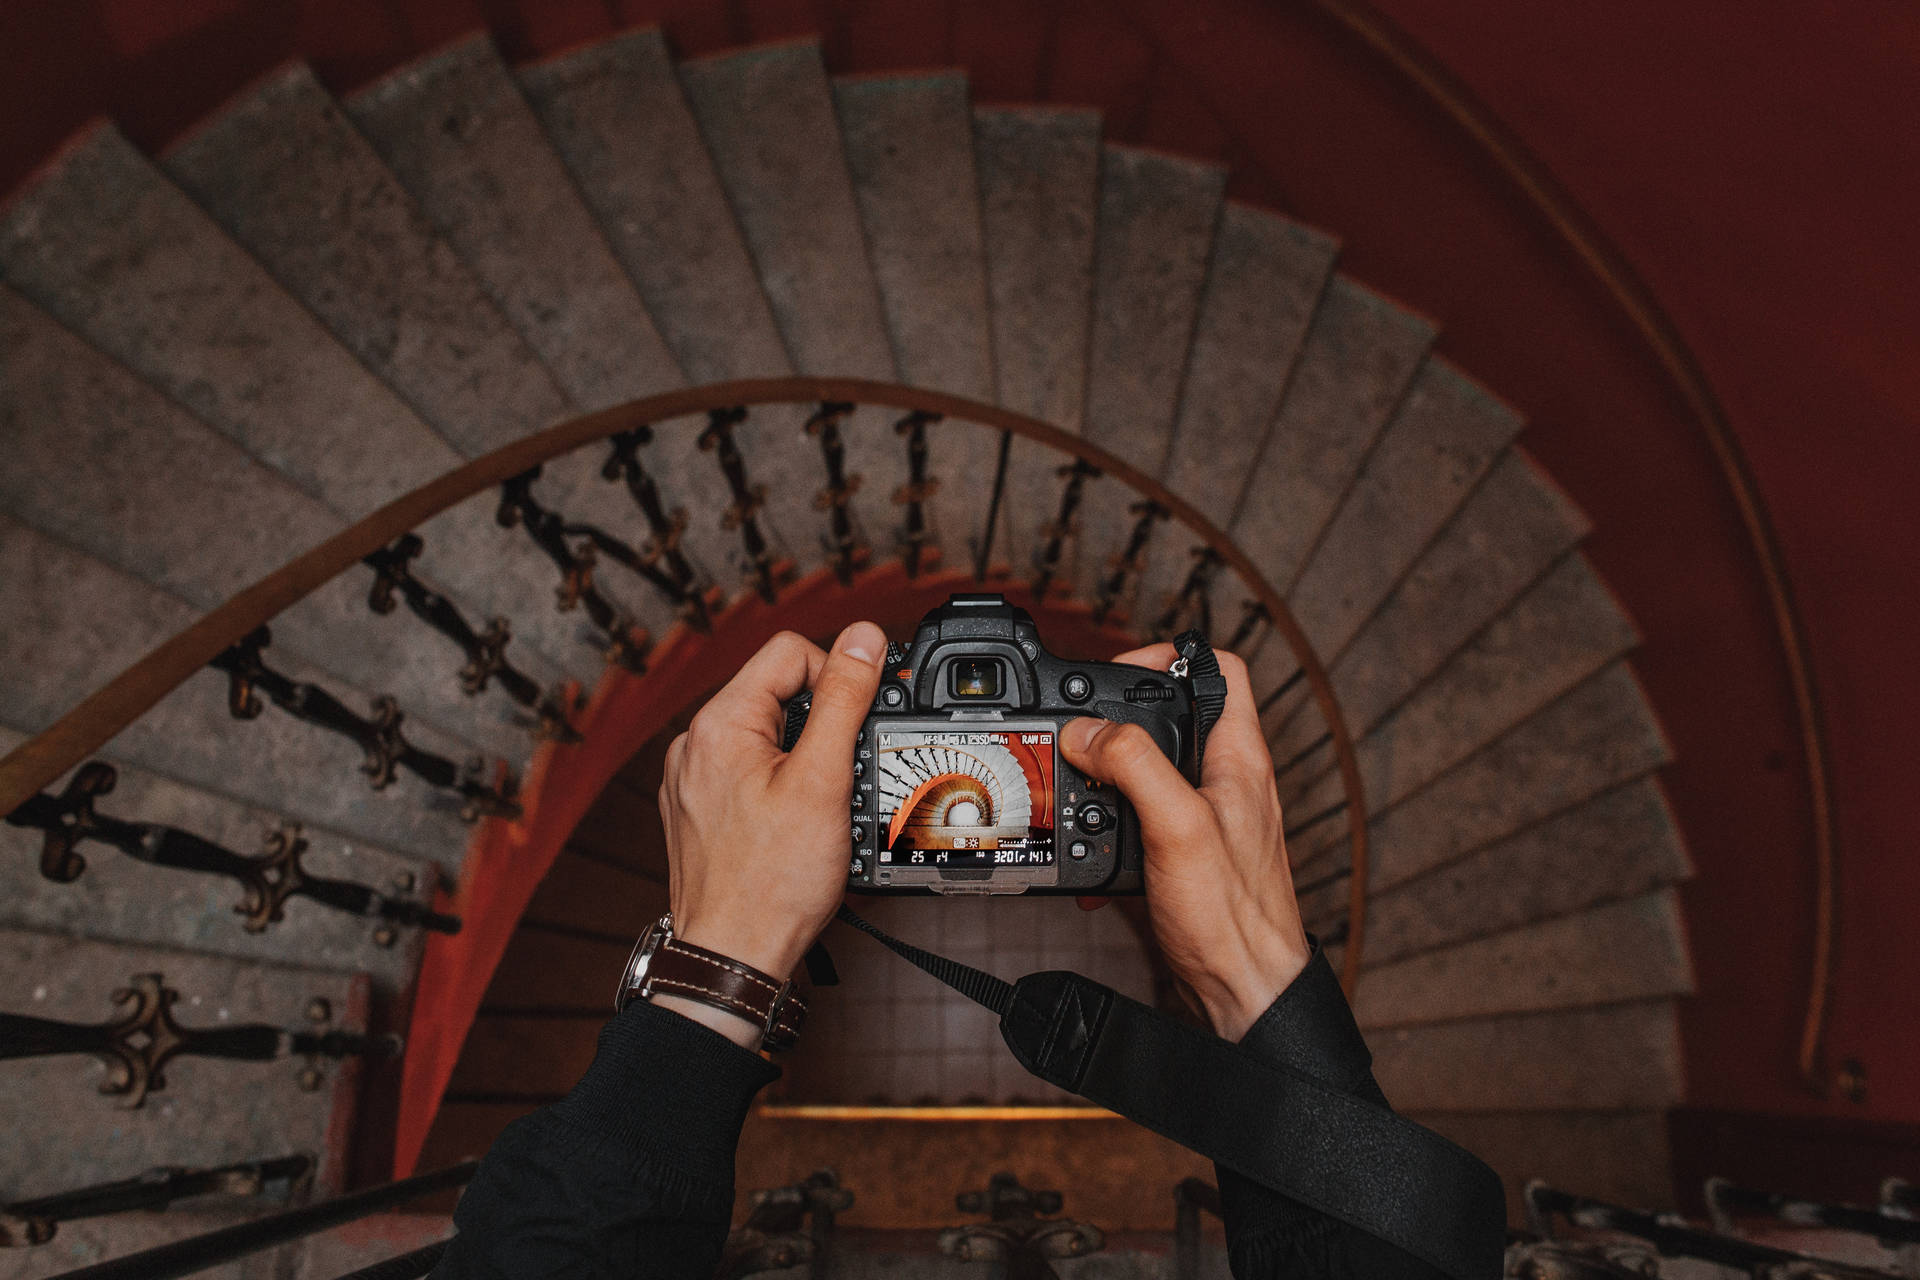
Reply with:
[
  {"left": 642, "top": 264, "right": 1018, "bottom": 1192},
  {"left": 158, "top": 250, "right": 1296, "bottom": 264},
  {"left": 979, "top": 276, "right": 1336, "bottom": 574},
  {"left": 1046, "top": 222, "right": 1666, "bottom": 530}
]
[
  {"left": 1060, "top": 716, "right": 1211, "bottom": 849},
  {"left": 788, "top": 621, "right": 886, "bottom": 775}
]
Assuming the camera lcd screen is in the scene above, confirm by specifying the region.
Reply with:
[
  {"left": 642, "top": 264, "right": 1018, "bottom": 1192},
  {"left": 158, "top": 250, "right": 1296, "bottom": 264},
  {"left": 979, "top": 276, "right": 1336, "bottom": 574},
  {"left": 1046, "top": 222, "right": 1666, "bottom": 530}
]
[
  {"left": 873, "top": 726, "right": 1056, "bottom": 869},
  {"left": 947, "top": 657, "right": 1004, "bottom": 700}
]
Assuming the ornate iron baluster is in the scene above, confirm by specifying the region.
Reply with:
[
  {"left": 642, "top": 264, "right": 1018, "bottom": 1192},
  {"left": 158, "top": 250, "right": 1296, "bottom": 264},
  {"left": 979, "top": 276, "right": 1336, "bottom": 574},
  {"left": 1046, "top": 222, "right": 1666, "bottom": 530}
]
[
  {"left": 0, "top": 1154, "right": 313, "bottom": 1248},
  {"left": 0, "top": 974, "right": 398, "bottom": 1108},
  {"left": 891, "top": 409, "right": 941, "bottom": 580},
  {"left": 941, "top": 1172, "right": 1104, "bottom": 1278},
  {"left": 1152, "top": 547, "right": 1223, "bottom": 640},
  {"left": 364, "top": 534, "right": 579, "bottom": 744},
  {"left": 1705, "top": 1177, "right": 1920, "bottom": 1245},
  {"left": 807, "top": 402, "right": 867, "bottom": 584},
  {"left": 719, "top": 1169, "right": 851, "bottom": 1279},
  {"left": 5, "top": 762, "right": 461, "bottom": 939},
  {"left": 602, "top": 426, "right": 717, "bottom": 632},
  {"left": 701, "top": 407, "right": 791, "bottom": 604},
  {"left": 974, "top": 430, "right": 1013, "bottom": 582},
  {"left": 1257, "top": 666, "right": 1306, "bottom": 714},
  {"left": 1093, "top": 499, "right": 1169, "bottom": 624},
  {"left": 1033, "top": 459, "right": 1101, "bottom": 600},
  {"left": 497, "top": 468, "right": 649, "bottom": 672},
  {"left": 210, "top": 627, "right": 518, "bottom": 822}
]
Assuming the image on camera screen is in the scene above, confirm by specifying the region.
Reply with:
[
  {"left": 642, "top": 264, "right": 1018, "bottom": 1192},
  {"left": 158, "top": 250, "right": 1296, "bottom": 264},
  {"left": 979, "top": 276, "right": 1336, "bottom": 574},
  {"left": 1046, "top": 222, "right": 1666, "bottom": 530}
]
[{"left": 874, "top": 727, "right": 1056, "bottom": 870}]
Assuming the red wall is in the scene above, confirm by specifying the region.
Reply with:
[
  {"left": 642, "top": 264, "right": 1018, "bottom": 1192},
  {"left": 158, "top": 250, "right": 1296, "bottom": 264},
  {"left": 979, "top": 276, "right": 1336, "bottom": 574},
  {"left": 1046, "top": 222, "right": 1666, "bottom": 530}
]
[{"left": 3, "top": 0, "right": 1912, "bottom": 1139}]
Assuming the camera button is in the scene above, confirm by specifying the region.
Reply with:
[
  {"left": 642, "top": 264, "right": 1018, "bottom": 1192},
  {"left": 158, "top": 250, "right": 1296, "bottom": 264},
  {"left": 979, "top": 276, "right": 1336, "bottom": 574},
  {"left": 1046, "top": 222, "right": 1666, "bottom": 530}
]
[
  {"left": 851, "top": 792, "right": 865, "bottom": 811},
  {"left": 1078, "top": 803, "right": 1111, "bottom": 834},
  {"left": 1061, "top": 672, "right": 1094, "bottom": 703},
  {"left": 1068, "top": 839, "right": 1091, "bottom": 860},
  {"left": 852, "top": 758, "right": 865, "bottom": 778},
  {"left": 878, "top": 684, "right": 906, "bottom": 708},
  {"left": 850, "top": 857, "right": 866, "bottom": 877},
  {"left": 851, "top": 823, "right": 867, "bottom": 844}
]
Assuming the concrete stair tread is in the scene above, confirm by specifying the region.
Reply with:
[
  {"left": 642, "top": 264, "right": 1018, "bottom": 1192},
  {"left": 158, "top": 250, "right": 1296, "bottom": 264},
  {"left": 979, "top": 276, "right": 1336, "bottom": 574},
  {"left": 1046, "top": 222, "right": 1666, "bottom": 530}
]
[
  {"left": 972, "top": 105, "right": 1101, "bottom": 580},
  {"left": 1309, "top": 777, "right": 1691, "bottom": 967},
  {"left": 0, "top": 727, "right": 436, "bottom": 985},
  {"left": 0, "top": 290, "right": 542, "bottom": 761},
  {"left": 678, "top": 39, "right": 906, "bottom": 566},
  {"left": 0, "top": 929, "right": 368, "bottom": 1204},
  {"left": 1266, "top": 444, "right": 1594, "bottom": 770},
  {"left": 159, "top": 63, "right": 570, "bottom": 459},
  {"left": 0, "top": 125, "right": 616, "bottom": 689},
  {"left": 517, "top": 31, "right": 817, "bottom": 561},
  {"left": 1134, "top": 201, "right": 1338, "bottom": 633},
  {"left": 1074, "top": 144, "right": 1224, "bottom": 605},
  {"left": 1227, "top": 277, "right": 1434, "bottom": 597},
  {"left": 1285, "top": 551, "right": 1640, "bottom": 819},
  {"left": 1352, "top": 889, "right": 1694, "bottom": 1030},
  {"left": 345, "top": 33, "right": 683, "bottom": 414},
  {"left": 833, "top": 69, "right": 999, "bottom": 573},
  {"left": 0, "top": 518, "right": 479, "bottom": 864},
  {"left": 1371, "top": 999, "right": 1684, "bottom": 1113},
  {"left": 1415, "top": 1110, "right": 1673, "bottom": 1226},
  {"left": 1296, "top": 660, "right": 1672, "bottom": 879}
]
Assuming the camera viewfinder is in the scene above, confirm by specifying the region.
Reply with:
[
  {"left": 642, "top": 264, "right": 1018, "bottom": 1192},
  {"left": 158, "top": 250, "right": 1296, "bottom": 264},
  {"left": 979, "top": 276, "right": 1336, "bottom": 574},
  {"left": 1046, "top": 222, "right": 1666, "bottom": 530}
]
[{"left": 949, "top": 657, "right": 1004, "bottom": 700}]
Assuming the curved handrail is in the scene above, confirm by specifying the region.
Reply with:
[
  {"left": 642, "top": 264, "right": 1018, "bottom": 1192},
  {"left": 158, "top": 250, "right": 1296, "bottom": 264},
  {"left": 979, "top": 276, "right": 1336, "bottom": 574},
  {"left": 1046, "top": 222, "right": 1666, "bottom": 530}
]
[
  {"left": 0, "top": 377, "right": 1371, "bottom": 988},
  {"left": 1307, "top": 0, "right": 1839, "bottom": 1093}
]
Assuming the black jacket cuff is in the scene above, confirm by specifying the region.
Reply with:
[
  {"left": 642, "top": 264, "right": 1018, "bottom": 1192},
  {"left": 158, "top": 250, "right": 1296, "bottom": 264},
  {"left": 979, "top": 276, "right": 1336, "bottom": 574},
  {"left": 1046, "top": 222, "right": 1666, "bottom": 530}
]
[
  {"left": 548, "top": 998, "right": 781, "bottom": 1189},
  {"left": 1236, "top": 935, "right": 1379, "bottom": 1096}
]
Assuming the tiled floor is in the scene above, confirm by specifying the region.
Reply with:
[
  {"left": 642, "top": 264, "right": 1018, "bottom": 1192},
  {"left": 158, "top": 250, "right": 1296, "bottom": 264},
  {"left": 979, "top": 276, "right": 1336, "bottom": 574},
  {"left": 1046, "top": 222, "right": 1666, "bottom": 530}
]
[{"left": 780, "top": 894, "right": 1155, "bottom": 1105}]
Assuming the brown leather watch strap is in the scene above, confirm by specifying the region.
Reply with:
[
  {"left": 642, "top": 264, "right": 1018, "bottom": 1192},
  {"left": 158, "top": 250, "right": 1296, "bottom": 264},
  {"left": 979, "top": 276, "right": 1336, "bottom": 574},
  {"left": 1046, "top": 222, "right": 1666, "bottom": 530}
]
[{"left": 617, "top": 914, "right": 806, "bottom": 1052}]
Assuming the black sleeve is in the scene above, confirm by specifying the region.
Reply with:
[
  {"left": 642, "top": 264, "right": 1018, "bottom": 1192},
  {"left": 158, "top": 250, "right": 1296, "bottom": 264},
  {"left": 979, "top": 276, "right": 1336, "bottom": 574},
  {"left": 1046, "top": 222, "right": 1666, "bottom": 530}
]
[
  {"left": 430, "top": 999, "right": 779, "bottom": 1279},
  {"left": 1215, "top": 939, "right": 1449, "bottom": 1280}
]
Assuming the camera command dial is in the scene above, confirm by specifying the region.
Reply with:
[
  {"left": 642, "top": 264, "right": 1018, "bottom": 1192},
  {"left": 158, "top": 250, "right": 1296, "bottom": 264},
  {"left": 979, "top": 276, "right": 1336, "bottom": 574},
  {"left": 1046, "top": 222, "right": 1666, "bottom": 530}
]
[{"left": 781, "top": 593, "right": 1205, "bottom": 897}]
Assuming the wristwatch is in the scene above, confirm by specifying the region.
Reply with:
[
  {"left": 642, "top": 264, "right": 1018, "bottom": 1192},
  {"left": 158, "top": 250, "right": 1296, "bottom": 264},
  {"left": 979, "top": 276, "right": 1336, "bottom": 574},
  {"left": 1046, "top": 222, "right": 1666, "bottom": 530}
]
[{"left": 615, "top": 912, "right": 807, "bottom": 1052}]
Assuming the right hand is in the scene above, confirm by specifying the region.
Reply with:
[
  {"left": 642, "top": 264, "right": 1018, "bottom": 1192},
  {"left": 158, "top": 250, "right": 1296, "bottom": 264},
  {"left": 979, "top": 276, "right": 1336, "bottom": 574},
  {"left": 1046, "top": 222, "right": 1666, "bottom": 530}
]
[{"left": 1058, "top": 647, "right": 1311, "bottom": 1040}]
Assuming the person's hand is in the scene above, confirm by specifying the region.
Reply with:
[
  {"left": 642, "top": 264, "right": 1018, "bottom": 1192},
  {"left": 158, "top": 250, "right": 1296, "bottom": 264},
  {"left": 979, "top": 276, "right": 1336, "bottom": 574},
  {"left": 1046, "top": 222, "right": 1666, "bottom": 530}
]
[
  {"left": 1059, "top": 646, "right": 1310, "bottom": 1040},
  {"left": 653, "top": 623, "right": 885, "bottom": 1045}
]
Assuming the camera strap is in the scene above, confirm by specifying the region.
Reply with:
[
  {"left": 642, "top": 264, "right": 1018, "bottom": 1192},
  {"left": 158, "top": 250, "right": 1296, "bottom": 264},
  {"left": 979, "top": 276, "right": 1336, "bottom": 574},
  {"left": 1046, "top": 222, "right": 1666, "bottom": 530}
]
[{"left": 832, "top": 903, "right": 1505, "bottom": 1280}]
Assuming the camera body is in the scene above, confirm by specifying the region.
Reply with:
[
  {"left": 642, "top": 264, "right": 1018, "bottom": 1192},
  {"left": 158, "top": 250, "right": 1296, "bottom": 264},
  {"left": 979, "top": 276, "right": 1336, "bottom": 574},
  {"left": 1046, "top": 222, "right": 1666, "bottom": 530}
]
[{"left": 782, "top": 594, "right": 1198, "bottom": 895}]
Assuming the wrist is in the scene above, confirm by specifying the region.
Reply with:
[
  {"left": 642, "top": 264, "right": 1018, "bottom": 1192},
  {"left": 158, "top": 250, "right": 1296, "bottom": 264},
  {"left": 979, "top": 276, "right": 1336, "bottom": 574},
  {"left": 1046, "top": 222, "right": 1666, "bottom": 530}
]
[
  {"left": 673, "top": 915, "right": 811, "bottom": 982},
  {"left": 1189, "top": 926, "right": 1312, "bottom": 1041},
  {"left": 648, "top": 991, "right": 765, "bottom": 1050}
]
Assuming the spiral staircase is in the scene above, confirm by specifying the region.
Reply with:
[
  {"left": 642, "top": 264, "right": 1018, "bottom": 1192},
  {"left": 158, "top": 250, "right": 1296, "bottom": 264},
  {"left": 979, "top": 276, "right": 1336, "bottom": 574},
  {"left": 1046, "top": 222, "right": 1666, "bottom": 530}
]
[{"left": 0, "top": 24, "right": 1698, "bottom": 1276}]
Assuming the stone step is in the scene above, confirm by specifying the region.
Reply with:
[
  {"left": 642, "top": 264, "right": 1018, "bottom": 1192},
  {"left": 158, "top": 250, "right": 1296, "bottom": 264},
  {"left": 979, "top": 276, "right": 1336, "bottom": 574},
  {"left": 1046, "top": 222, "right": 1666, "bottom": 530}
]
[
  {"left": 1227, "top": 277, "right": 1434, "bottom": 598},
  {"left": 161, "top": 63, "right": 569, "bottom": 458},
  {"left": 345, "top": 34, "right": 683, "bottom": 414},
  {"left": 0, "top": 517, "right": 477, "bottom": 865},
  {"left": 1296, "top": 662, "right": 1672, "bottom": 884},
  {"left": 0, "top": 929, "right": 367, "bottom": 1204},
  {"left": 1412, "top": 1110, "right": 1674, "bottom": 1223},
  {"left": 1133, "top": 202, "right": 1338, "bottom": 634},
  {"left": 1309, "top": 778, "right": 1689, "bottom": 966},
  {"left": 516, "top": 31, "right": 818, "bottom": 568},
  {"left": 1288, "top": 358, "right": 1524, "bottom": 660},
  {"left": 0, "top": 727, "right": 435, "bottom": 990},
  {"left": 1351, "top": 889, "right": 1693, "bottom": 1030},
  {"left": 971, "top": 106, "right": 1101, "bottom": 582},
  {"left": 1265, "top": 444, "right": 1589, "bottom": 752},
  {"left": 1284, "top": 551, "right": 1640, "bottom": 821},
  {"left": 833, "top": 71, "right": 999, "bottom": 574},
  {"left": 0, "top": 288, "right": 539, "bottom": 763},
  {"left": 0, "top": 120, "right": 611, "bottom": 691},
  {"left": 1371, "top": 1000, "right": 1684, "bottom": 1112},
  {"left": 345, "top": 36, "right": 725, "bottom": 638},
  {"left": 678, "top": 40, "right": 909, "bottom": 573},
  {"left": 1072, "top": 145, "right": 1224, "bottom": 608}
]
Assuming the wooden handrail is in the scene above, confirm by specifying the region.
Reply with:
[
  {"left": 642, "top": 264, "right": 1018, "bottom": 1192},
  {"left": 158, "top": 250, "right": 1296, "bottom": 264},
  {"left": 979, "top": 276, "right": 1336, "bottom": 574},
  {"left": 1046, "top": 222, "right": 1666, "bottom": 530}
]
[
  {"left": 1307, "top": 0, "right": 1840, "bottom": 1093},
  {"left": 0, "top": 378, "right": 1370, "bottom": 989}
]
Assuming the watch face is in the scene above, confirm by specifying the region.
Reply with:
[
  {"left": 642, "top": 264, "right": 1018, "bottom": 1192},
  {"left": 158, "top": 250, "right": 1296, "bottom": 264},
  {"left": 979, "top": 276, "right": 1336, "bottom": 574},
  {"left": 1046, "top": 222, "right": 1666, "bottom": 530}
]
[{"left": 616, "top": 915, "right": 671, "bottom": 1010}]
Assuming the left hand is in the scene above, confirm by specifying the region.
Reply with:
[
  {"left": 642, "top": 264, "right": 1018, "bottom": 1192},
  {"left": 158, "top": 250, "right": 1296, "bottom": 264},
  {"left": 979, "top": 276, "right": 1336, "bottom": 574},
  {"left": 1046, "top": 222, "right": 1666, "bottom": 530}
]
[{"left": 656, "top": 623, "right": 885, "bottom": 1030}]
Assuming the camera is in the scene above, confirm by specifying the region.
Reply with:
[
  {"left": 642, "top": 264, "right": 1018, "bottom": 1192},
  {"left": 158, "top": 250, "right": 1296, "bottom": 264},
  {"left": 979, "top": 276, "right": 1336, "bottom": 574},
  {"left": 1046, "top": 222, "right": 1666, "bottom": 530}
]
[{"left": 782, "top": 594, "right": 1201, "bottom": 895}]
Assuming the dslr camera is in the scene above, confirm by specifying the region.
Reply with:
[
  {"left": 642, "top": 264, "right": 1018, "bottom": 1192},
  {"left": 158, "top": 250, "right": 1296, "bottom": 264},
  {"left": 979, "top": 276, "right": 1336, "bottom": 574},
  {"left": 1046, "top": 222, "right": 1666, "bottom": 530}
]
[{"left": 783, "top": 593, "right": 1206, "bottom": 895}]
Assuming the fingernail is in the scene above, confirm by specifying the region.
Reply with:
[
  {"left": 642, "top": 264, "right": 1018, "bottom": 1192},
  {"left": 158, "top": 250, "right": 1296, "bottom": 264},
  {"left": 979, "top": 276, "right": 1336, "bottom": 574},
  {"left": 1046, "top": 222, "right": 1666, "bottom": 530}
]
[
  {"left": 834, "top": 621, "right": 884, "bottom": 666},
  {"left": 1062, "top": 717, "right": 1101, "bottom": 754}
]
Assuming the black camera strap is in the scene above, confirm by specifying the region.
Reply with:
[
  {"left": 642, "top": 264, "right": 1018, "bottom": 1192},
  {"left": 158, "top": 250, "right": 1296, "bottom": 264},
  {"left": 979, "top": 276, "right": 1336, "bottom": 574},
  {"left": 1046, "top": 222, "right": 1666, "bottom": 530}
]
[{"left": 833, "top": 904, "right": 1504, "bottom": 1280}]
